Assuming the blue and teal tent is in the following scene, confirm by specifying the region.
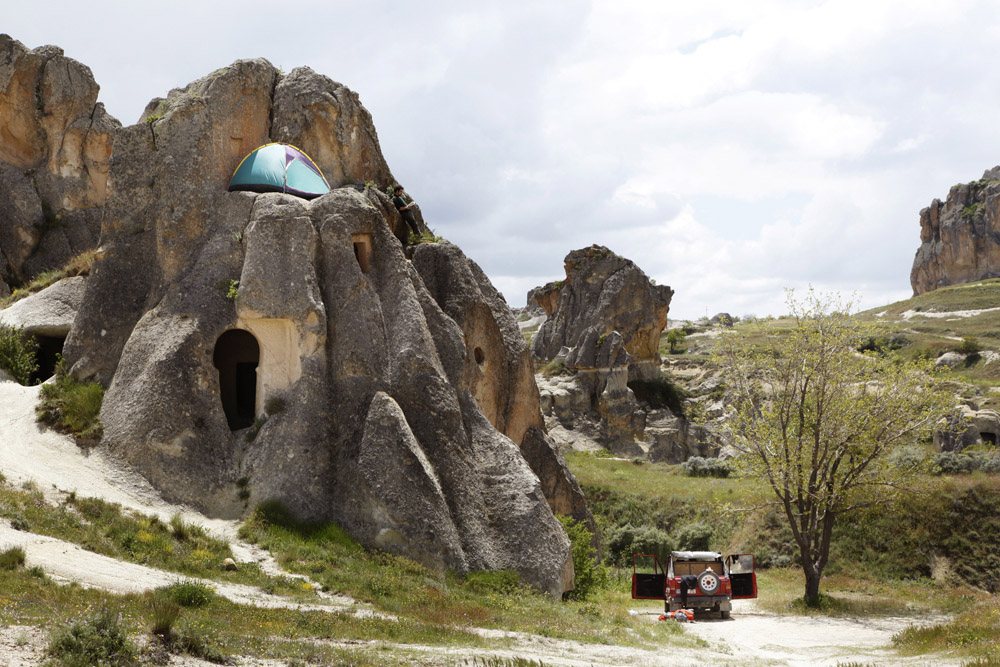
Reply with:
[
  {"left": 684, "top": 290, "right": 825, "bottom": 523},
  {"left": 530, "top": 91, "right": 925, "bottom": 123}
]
[{"left": 228, "top": 143, "right": 331, "bottom": 200}]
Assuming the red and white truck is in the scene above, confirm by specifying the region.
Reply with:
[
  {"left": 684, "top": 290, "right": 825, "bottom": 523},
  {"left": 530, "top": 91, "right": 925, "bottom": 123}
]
[{"left": 632, "top": 551, "right": 757, "bottom": 618}]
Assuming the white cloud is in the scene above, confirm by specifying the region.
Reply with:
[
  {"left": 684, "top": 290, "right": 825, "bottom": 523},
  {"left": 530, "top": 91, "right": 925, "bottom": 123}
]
[{"left": 6, "top": 0, "right": 1000, "bottom": 319}]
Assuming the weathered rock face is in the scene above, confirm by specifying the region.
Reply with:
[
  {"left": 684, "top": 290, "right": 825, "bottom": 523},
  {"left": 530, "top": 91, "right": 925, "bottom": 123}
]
[
  {"left": 0, "top": 276, "right": 85, "bottom": 337},
  {"left": 0, "top": 35, "right": 118, "bottom": 294},
  {"left": 412, "top": 242, "right": 544, "bottom": 446},
  {"left": 532, "top": 245, "right": 673, "bottom": 374},
  {"left": 61, "top": 58, "right": 573, "bottom": 595},
  {"left": 911, "top": 167, "right": 1000, "bottom": 295},
  {"left": 935, "top": 405, "right": 1000, "bottom": 452}
]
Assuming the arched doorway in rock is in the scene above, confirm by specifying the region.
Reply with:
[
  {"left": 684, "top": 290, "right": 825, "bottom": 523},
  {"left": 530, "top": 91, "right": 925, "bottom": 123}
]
[
  {"left": 213, "top": 329, "right": 260, "bottom": 430},
  {"left": 983, "top": 431, "right": 997, "bottom": 446}
]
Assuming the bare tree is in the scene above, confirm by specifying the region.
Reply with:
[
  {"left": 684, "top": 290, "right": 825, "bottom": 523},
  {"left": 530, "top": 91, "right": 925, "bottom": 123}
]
[{"left": 716, "top": 290, "right": 952, "bottom": 604}]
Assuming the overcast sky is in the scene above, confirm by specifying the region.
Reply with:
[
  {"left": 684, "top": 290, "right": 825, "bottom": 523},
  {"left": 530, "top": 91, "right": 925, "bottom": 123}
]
[{"left": 7, "top": 1, "right": 1000, "bottom": 318}]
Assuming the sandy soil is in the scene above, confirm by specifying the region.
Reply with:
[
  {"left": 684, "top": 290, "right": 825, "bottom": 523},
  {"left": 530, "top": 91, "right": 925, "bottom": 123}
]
[{"left": 0, "top": 377, "right": 959, "bottom": 665}]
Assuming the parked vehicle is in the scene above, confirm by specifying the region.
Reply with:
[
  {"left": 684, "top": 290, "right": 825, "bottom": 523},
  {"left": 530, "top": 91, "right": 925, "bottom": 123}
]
[{"left": 632, "top": 550, "right": 757, "bottom": 618}]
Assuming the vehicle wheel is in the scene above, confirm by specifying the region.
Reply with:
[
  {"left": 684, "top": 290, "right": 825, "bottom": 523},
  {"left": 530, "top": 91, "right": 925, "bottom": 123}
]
[
  {"left": 697, "top": 570, "right": 721, "bottom": 595},
  {"left": 720, "top": 610, "right": 731, "bottom": 619}
]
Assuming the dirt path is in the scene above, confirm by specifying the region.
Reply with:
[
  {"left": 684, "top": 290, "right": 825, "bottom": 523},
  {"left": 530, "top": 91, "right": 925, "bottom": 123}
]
[{"left": 648, "top": 601, "right": 960, "bottom": 666}]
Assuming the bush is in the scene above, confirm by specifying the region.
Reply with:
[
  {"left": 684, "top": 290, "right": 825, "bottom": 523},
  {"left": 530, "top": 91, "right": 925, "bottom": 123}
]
[
  {"left": 674, "top": 522, "right": 714, "bottom": 551},
  {"left": 627, "top": 377, "right": 689, "bottom": 414},
  {"left": 47, "top": 608, "right": 138, "bottom": 667},
  {"left": 0, "top": 546, "right": 26, "bottom": 570},
  {"left": 681, "top": 456, "right": 732, "bottom": 478},
  {"left": 604, "top": 523, "right": 673, "bottom": 567},
  {"left": 957, "top": 337, "right": 982, "bottom": 356},
  {"left": 149, "top": 595, "right": 180, "bottom": 637},
  {"left": 932, "top": 450, "right": 1000, "bottom": 475},
  {"left": 36, "top": 358, "right": 103, "bottom": 444},
  {"left": 557, "top": 515, "right": 605, "bottom": 600},
  {"left": 463, "top": 570, "right": 523, "bottom": 595},
  {"left": 0, "top": 324, "right": 39, "bottom": 385},
  {"left": 159, "top": 580, "right": 215, "bottom": 607},
  {"left": 171, "top": 620, "right": 230, "bottom": 663}
]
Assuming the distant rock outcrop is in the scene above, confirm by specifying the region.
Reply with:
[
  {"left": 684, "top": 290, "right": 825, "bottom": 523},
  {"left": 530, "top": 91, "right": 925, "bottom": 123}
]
[
  {"left": 531, "top": 245, "right": 674, "bottom": 375},
  {"left": 911, "top": 167, "right": 1000, "bottom": 295},
  {"left": 0, "top": 35, "right": 118, "bottom": 296},
  {"left": 46, "top": 58, "right": 574, "bottom": 595}
]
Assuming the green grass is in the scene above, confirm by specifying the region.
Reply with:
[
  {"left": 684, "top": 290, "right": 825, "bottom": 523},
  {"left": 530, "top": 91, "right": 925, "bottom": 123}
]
[
  {"left": 893, "top": 595, "right": 1000, "bottom": 662},
  {"left": 0, "top": 545, "right": 26, "bottom": 570},
  {"left": 237, "top": 499, "right": 700, "bottom": 649},
  {"left": 0, "top": 249, "right": 95, "bottom": 308},
  {"left": 36, "top": 362, "right": 104, "bottom": 445},
  {"left": 0, "top": 480, "right": 300, "bottom": 594}
]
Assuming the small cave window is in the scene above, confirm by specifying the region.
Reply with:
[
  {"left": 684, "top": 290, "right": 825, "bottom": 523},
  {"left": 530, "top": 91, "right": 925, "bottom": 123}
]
[
  {"left": 474, "top": 347, "right": 485, "bottom": 366},
  {"left": 31, "top": 334, "right": 66, "bottom": 384},
  {"left": 352, "top": 234, "right": 372, "bottom": 273},
  {"left": 983, "top": 432, "right": 997, "bottom": 446},
  {"left": 213, "top": 329, "right": 260, "bottom": 430}
]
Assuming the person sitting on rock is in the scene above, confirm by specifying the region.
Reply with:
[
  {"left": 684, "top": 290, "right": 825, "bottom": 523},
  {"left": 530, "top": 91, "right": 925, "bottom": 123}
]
[{"left": 392, "top": 185, "right": 421, "bottom": 241}]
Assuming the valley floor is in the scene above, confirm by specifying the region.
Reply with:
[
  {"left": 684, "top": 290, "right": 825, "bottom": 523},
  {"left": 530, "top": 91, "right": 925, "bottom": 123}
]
[{"left": 0, "top": 377, "right": 962, "bottom": 666}]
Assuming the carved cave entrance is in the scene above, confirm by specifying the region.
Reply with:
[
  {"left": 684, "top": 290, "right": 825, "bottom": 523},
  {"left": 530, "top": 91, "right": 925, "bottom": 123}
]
[
  {"left": 31, "top": 334, "right": 66, "bottom": 384},
  {"left": 983, "top": 432, "right": 997, "bottom": 446},
  {"left": 213, "top": 329, "right": 260, "bottom": 430}
]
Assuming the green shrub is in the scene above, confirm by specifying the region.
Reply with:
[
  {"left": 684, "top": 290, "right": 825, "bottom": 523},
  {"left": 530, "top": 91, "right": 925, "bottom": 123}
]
[
  {"left": 957, "top": 336, "right": 982, "bottom": 356},
  {"left": 171, "top": 619, "right": 230, "bottom": 663},
  {"left": 681, "top": 456, "right": 732, "bottom": 478},
  {"left": 0, "top": 546, "right": 26, "bottom": 570},
  {"left": 149, "top": 595, "right": 180, "bottom": 637},
  {"left": 557, "top": 515, "right": 605, "bottom": 600},
  {"left": 674, "top": 522, "right": 714, "bottom": 551},
  {"left": 36, "top": 359, "right": 103, "bottom": 444},
  {"left": 932, "top": 450, "right": 1000, "bottom": 475},
  {"left": 604, "top": 523, "right": 673, "bottom": 567},
  {"left": 0, "top": 324, "right": 39, "bottom": 385},
  {"left": 627, "top": 377, "right": 689, "bottom": 415},
  {"left": 160, "top": 580, "right": 215, "bottom": 607},
  {"left": 463, "top": 569, "right": 523, "bottom": 595},
  {"left": 47, "top": 608, "right": 138, "bottom": 667}
]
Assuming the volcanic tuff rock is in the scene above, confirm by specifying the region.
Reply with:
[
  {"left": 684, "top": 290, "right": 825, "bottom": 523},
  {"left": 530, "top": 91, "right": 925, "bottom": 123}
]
[
  {"left": 531, "top": 245, "right": 674, "bottom": 375},
  {"left": 54, "top": 57, "right": 574, "bottom": 595},
  {"left": 911, "top": 167, "right": 1000, "bottom": 295},
  {"left": 0, "top": 35, "right": 118, "bottom": 296}
]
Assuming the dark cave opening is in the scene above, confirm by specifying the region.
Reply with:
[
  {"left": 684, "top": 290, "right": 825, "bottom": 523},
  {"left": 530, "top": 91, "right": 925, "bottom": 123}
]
[{"left": 213, "top": 329, "right": 260, "bottom": 430}]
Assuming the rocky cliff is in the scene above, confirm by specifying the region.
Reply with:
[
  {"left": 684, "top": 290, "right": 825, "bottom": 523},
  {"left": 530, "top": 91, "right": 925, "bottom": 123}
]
[
  {"left": 0, "top": 47, "right": 582, "bottom": 595},
  {"left": 0, "top": 35, "right": 118, "bottom": 296},
  {"left": 532, "top": 245, "right": 674, "bottom": 375},
  {"left": 911, "top": 167, "right": 1000, "bottom": 295}
]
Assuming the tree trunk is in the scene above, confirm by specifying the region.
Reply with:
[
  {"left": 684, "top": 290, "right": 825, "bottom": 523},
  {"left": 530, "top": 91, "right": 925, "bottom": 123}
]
[{"left": 804, "top": 564, "right": 822, "bottom": 606}]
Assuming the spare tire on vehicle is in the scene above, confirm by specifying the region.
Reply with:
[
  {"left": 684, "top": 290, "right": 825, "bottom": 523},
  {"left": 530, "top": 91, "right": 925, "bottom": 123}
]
[{"left": 697, "top": 570, "right": 720, "bottom": 595}]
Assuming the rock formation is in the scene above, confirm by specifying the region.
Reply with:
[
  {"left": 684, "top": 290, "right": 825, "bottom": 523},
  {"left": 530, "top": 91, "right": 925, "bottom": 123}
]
[
  {"left": 19, "top": 56, "right": 581, "bottom": 595},
  {"left": 935, "top": 405, "right": 1000, "bottom": 452},
  {"left": 528, "top": 247, "right": 729, "bottom": 461},
  {"left": 532, "top": 245, "right": 674, "bottom": 376},
  {"left": 0, "top": 35, "right": 117, "bottom": 296},
  {"left": 911, "top": 167, "right": 1000, "bottom": 295}
]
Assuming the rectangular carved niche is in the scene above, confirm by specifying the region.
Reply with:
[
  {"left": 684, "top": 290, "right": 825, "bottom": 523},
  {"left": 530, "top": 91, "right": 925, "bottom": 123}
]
[{"left": 352, "top": 234, "right": 372, "bottom": 273}]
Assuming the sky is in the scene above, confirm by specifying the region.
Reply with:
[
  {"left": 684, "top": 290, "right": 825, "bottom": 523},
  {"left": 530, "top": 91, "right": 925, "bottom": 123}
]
[{"left": 7, "top": 0, "right": 1000, "bottom": 319}]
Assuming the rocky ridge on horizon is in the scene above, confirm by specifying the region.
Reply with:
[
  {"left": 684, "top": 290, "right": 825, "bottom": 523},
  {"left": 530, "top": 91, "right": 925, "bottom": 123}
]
[{"left": 911, "top": 166, "right": 1000, "bottom": 295}]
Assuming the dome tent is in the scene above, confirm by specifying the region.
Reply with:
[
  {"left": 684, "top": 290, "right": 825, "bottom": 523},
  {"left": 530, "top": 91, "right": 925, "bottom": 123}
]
[{"left": 228, "top": 143, "right": 331, "bottom": 200}]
